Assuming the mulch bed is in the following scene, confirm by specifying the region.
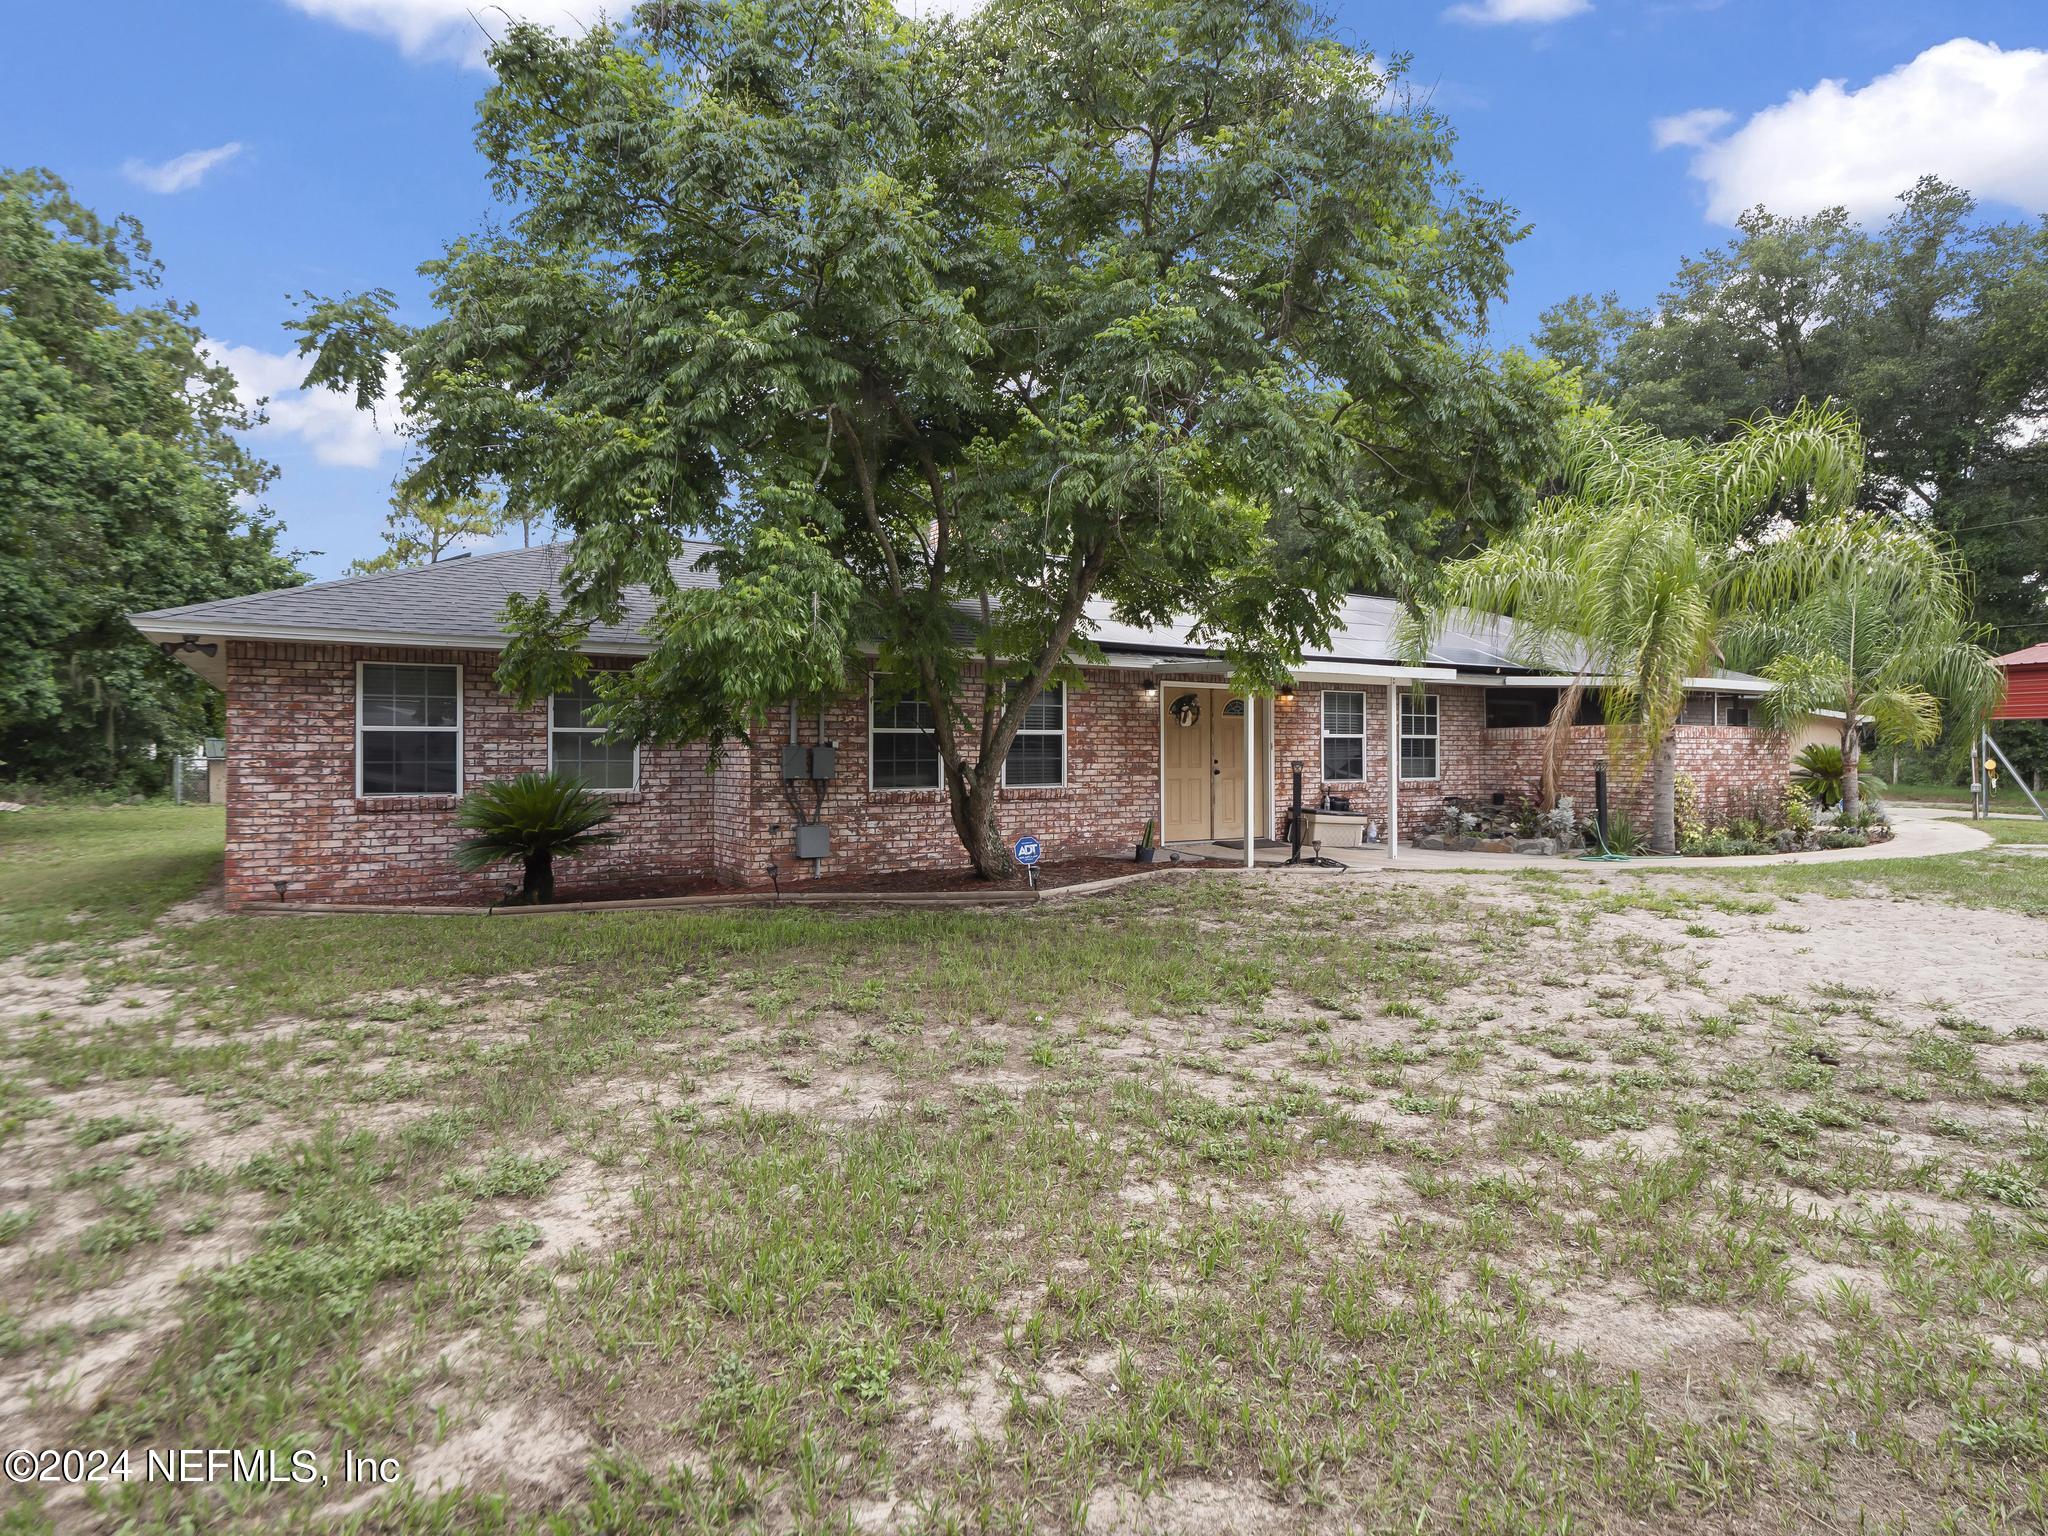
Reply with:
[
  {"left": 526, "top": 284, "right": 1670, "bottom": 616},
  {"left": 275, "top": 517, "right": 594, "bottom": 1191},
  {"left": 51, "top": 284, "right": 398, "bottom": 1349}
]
[{"left": 453, "top": 855, "right": 1173, "bottom": 909}]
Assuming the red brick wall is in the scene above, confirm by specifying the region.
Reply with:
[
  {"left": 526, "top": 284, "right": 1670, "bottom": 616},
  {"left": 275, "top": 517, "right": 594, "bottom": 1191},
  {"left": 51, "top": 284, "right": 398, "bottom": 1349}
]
[
  {"left": 1479, "top": 723, "right": 1791, "bottom": 830},
  {"left": 1266, "top": 684, "right": 1791, "bottom": 839},
  {"left": 768, "top": 664, "right": 1160, "bottom": 883},
  {"left": 1266, "top": 683, "right": 1498, "bottom": 838},
  {"left": 223, "top": 642, "right": 720, "bottom": 907},
  {"left": 221, "top": 649, "right": 1793, "bottom": 907},
  {"left": 221, "top": 647, "right": 1161, "bottom": 906}
]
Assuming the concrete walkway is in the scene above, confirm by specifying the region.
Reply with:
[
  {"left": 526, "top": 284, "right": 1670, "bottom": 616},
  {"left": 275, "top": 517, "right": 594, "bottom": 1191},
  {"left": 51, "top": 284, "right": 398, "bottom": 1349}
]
[{"left": 1172, "top": 803, "right": 1991, "bottom": 875}]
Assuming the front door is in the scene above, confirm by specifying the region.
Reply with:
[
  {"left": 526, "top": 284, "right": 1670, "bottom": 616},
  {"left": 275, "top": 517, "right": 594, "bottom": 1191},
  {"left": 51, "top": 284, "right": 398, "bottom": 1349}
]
[
  {"left": 1161, "top": 691, "right": 1211, "bottom": 842},
  {"left": 1213, "top": 696, "right": 1247, "bottom": 841}
]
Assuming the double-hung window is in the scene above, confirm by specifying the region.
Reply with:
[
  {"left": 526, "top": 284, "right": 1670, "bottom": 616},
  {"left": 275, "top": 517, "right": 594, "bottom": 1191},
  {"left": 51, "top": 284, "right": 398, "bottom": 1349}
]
[
  {"left": 358, "top": 663, "right": 460, "bottom": 796},
  {"left": 870, "top": 689, "right": 941, "bottom": 789},
  {"left": 1321, "top": 691, "right": 1365, "bottom": 782},
  {"left": 1399, "top": 693, "right": 1440, "bottom": 781},
  {"left": 550, "top": 677, "right": 638, "bottom": 791},
  {"left": 1002, "top": 684, "right": 1066, "bottom": 788}
]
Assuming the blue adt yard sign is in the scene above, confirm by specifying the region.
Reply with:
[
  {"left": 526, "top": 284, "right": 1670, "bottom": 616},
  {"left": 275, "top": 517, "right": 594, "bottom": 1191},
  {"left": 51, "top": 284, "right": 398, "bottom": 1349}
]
[{"left": 1013, "top": 834, "right": 1042, "bottom": 866}]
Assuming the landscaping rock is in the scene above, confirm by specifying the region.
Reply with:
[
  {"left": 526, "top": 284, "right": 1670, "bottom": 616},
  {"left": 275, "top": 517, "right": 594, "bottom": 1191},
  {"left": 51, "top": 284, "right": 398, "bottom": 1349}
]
[
  {"left": 1513, "top": 838, "right": 1559, "bottom": 856},
  {"left": 1476, "top": 838, "right": 1511, "bottom": 854}
]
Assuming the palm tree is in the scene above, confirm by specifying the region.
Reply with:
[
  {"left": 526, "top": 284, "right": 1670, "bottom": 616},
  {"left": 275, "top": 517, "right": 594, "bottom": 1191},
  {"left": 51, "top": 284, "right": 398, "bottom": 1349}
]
[
  {"left": 1407, "top": 402, "right": 1865, "bottom": 854},
  {"left": 1730, "top": 528, "right": 2003, "bottom": 818},
  {"left": 454, "top": 771, "right": 618, "bottom": 904}
]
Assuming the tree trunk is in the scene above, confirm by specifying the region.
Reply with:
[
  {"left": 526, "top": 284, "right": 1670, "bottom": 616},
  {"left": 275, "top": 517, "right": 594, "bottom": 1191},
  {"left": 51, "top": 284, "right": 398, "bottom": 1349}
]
[
  {"left": 522, "top": 850, "right": 555, "bottom": 905},
  {"left": 1649, "top": 734, "right": 1678, "bottom": 855},
  {"left": 948, "top": 764, "right": 1016, "bottom": 881},
  {"left": 1841, "top": 723, "right": 1862, "bottom": 822}
]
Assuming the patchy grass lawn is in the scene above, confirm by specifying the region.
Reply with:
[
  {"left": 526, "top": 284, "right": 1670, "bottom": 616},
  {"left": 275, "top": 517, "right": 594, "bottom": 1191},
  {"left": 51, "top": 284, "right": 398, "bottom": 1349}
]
[
  {"left": 1697, "top": 815, "right": 2048, "bottom": 920},
  {"left": 1885, "top": 778, "right": 2041, "bottom": 814},
  {"left": 1, "top": 811, "right": 2045, "bottom": 1533},
  {"left": 0, "top": 804, "right": 225, "bottom": 961}
]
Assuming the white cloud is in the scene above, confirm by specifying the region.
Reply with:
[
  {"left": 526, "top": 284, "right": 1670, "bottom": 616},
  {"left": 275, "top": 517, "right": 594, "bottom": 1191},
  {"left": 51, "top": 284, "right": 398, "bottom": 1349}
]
[
  {"left": 279, "top": 0, "right": 613, "bottom": 66},
  {"left": 121, "top": 142, "right": 243, "bottom": 194},
  {"left": 1443, "top": 0, "right": 1590, "bottom": 26},
  {"left": 1650, "top": 107, "right": 1731, "bottom": 151},
  {"left": 207, "top": 339, "right": 411, "bottom": 469},
  {"left": 1665, "top": 38, "right": 2048, "bottom": 224}
]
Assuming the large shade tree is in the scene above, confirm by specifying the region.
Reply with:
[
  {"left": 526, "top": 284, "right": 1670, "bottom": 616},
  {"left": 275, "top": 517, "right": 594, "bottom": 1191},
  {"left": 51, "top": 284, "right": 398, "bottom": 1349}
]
[
  {"left": 1535, "top": 180, "right": 2048, "bottom": 663},
  {"left": 0, "top": 170, "right": 300, "bottom": 787},
  {"left": 1407, "top": 403, "right": 1874, "bottom": 854},
  {"left": 292, "top": 0, "right": 1566, "bottom": 877}
]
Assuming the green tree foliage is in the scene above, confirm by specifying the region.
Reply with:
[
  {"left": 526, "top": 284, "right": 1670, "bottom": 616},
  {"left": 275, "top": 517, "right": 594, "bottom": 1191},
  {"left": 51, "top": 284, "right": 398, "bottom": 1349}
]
[
  {"left": 1731, "top": 535, "right": 2002, "bottom": 819},
  {"left": 1408, "top": 404, "right": 1872, "bottom": 854},
  {"left": 1535, "top": 179, "right": 2048, "bottom": 655},
  {"left": 0, "top": 169, "right": 301, "bottom": 788},
  {"left": 348, "top": 484, "right": 504, "bottom": 574},
  {"left": 291, "top": 0, "right": 1569, "bottom": 876}
]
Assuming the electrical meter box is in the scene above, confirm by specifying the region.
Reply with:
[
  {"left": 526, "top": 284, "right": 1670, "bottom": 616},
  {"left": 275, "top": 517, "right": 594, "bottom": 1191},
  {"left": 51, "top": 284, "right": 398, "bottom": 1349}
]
[
  {"left": 780, "top": 743, "right": 810, "bottom": 782},
  {"left": 794, "top": 823, "right": 831, "bottom": 860},
  {"left": 808, "top": 744, "right": 837, "bottom": 781}
]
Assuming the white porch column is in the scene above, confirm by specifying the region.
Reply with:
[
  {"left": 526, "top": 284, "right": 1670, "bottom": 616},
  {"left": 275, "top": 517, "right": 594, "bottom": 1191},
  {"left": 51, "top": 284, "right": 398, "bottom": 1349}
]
[
  {"left": 1244, "top": 690, "right": 1256, "bottom": 869},
  {"left": 1386, "top": 681, "right": 1400, "bottom": 861}
]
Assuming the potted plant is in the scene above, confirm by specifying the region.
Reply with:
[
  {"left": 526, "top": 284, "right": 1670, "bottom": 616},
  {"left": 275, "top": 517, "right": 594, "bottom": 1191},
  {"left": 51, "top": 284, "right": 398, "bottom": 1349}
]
[
  {"left": 454, "top": 770, "right": 619, "bottom": 905},
  {"left": 1135, "top": 818, "right": 1160, "bottom": 863}
]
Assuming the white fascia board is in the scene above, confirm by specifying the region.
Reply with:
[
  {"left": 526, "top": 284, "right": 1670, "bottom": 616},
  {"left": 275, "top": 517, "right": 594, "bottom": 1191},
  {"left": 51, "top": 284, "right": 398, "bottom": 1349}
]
[
  {"left": 128, "top": 622, "right": 651, "bottom": 658},
  {"left": 1289, "top": 661, "right": 1459, "bottom": 684},
  {"left": 1448, "top": 671, "right": 1774, "bottom": 694}
]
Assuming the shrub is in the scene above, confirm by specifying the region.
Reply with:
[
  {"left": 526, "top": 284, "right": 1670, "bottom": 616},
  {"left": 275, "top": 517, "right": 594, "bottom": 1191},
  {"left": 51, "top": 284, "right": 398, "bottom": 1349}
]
[
  {"left": 1684, "top": 832, "right": 1772, "bottom": 857},
  {"left": 453, "top": 771, "right": 619, "bottom": 905},
  {"left": 1780, "top": 787, "right": 1815, "bottom": 835},
  {"left": 1602, "top": 806, "right": 1645, "bottom": 855},
  {"left": 1793, "top": 744, "right": 1846, "bottom": 809},
  {"left": 1541, "top": 796, "right": 1577, "bottom": 841},
  {"left": 1673, "top": 773, "right": 1705, "bottom": 848}
]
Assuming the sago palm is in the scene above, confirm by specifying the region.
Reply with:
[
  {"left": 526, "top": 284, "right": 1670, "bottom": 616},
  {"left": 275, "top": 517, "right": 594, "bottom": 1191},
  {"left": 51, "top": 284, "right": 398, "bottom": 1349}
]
[
  {"left": 1729, "top": 533, "right": 2002, "bottom": 818},
  {"left": 1407, "top": 401, "right": 1865, "bottom": 854},
  {"left": 454, "top": 771, "right": 618, "bottom": 905}
]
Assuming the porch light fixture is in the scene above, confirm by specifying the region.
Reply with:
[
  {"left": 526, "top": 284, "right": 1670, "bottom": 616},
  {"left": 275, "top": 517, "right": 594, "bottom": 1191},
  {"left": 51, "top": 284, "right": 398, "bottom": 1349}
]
[
  {"left": 1142, "top": 677, "right": 1159, "bottom": 700},
  {"left": 1279, "top": 682, "right": 1296, "bottom": 700}
]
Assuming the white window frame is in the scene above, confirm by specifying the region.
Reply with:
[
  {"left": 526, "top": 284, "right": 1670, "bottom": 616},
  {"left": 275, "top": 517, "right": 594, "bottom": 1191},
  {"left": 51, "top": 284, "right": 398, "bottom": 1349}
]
[
  {"left": 1001, "top": 682, "right": 1068, "bottom": 789},
  {"left": 549, "top": 679, "right": 640, "bottom": 792},
  {"left": 355, "top": 661, "right": 463, "bottom": 798},
  {"left": 1320, "top": 690, "right": 1366, "bottom": 783},
  {"left": 1399, "top": 692, "right": 1440, "bottom": 782},
  {"left": 867, "top": 676, "right": 942, "bottom": 791}
]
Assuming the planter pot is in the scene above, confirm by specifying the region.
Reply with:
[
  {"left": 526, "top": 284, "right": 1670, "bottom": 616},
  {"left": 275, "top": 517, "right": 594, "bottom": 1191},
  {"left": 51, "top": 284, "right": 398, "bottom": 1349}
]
[{"left": 1135, "top": 845, "right": 1161, "bottom": 863}]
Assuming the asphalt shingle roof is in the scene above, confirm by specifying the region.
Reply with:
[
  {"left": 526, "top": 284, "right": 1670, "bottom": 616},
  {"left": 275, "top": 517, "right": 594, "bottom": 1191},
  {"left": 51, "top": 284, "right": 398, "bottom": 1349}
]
[
  {"left": 132, "top": 542, "right": 719, "bottom": 652},
  {"left": 131, "top": 540, "right": 1765, "bottom": 686}
]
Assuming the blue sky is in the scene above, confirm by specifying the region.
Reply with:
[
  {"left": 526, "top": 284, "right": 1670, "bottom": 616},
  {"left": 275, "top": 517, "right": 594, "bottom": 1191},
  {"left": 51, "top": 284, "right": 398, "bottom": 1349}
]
[{"left": 5, "top": 0, "right": 2045, "bottom": 579}]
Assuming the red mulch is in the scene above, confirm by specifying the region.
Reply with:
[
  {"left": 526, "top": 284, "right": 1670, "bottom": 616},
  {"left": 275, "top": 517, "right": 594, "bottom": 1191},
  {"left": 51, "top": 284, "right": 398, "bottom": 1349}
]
[{"left": 467, "top": 855, "right": 1173, "bottom": 908}]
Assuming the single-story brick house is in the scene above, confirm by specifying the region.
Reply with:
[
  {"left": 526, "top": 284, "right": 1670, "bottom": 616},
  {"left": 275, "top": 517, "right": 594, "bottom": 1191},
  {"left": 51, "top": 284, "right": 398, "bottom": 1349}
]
[{"left": 131, "top": 545, "right": 1791, "bottom": 908}]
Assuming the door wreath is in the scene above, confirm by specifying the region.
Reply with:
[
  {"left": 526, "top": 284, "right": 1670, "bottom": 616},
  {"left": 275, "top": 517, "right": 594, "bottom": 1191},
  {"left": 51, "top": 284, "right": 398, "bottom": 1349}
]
[{"left": 1169, "top": 692, "right": 1202, "bottom": 728}]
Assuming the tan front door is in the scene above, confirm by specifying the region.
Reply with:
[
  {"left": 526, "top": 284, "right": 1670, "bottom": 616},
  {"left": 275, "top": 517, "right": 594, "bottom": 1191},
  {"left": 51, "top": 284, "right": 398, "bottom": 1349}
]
[
  {"left": 1213, "top": 696, "right": 1247, "bottom": 841},
  {"left": 1161, "top": 692, "right": 1211, "bottom": 842}
]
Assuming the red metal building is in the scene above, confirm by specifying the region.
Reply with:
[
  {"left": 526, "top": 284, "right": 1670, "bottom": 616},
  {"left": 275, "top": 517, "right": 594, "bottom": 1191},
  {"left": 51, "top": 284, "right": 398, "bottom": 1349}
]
[{"left": 1993, "top": 642, "right": 2048, "bottom": 721}]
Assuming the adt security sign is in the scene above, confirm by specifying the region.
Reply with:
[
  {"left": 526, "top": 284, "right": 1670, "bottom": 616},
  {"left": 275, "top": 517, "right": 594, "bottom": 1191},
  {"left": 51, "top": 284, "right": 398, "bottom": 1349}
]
[{"left": 1013, "top": 834, "right": 1042, "bottom": 866}]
